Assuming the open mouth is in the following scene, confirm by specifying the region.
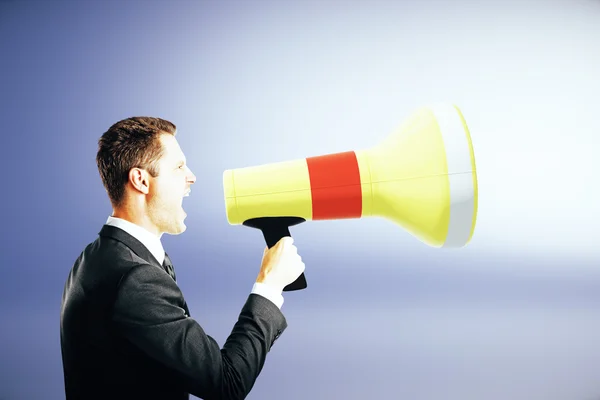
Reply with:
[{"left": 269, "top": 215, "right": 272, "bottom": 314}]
[{"left": 181, "top": 190, "right": 190, "bottom": 210}]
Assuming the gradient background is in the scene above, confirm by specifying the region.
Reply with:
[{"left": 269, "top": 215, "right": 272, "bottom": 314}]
[{"left": 2, "top": 0, "right": 600, "bottom": 399}]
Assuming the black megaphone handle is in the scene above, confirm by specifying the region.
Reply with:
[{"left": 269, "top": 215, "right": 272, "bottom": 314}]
[{"left": 242, "top": 216, "right": 307, "bottom": 291}]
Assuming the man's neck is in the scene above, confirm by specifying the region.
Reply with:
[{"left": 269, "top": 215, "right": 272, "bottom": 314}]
[{"left": 112, "top": 207, "right": 161, "bottom": 238}]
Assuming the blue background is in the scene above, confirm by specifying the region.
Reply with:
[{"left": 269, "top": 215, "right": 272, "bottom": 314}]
[{"left": 2, "top": 0, "right": 600, "bottom": 398}]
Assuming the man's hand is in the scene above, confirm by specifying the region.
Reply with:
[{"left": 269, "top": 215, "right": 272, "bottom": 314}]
[{"left": 256, "top": 237, "right": 305, "bottom": 292}]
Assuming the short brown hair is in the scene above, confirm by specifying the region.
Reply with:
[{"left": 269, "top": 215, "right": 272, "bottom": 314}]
[{"left": 96, "top": 116, "right": 177, "bottom": 207}]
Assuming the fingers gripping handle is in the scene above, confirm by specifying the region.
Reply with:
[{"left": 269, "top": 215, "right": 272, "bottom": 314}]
[{"left": 242, "top": 216, "right": 307, "bottom": 291}]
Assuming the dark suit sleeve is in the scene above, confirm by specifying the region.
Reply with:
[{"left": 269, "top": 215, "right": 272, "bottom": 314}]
[{"left": 111, "top": 263, "right": 287, "bottom": 400}]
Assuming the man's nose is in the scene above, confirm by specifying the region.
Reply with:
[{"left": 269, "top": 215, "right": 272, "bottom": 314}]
[{"left": 187, "top": 167, "right": 197, "bottom": 183}]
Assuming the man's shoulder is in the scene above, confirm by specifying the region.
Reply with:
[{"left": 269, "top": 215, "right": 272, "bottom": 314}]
[
  {"left": 69, "top": 232, "right": 153, "bottom": 291},
  {"left": 83, "top": 233, "right": 148, "bottom": 268}
]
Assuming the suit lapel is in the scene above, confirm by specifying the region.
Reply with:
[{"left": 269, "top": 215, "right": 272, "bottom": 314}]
[
  {"left": 99, "top": 224, "right": 192, "bottom": 317},
  {"left": 98, "top": 225, "right": 163, "bottom": 270}
]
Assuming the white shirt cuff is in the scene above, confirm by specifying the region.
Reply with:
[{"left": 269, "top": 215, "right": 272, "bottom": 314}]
[{"left": 251, "top": 282, "right": 284, "bottom": 309}]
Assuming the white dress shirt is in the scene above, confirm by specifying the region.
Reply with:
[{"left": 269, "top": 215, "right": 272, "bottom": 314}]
[{"left": 105, "top": 216, "right": 284, "bottom": 309}]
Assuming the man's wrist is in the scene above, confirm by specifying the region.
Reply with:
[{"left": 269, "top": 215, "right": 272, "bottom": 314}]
[{"left": 251, "top": 282, "right": 284, "bottom": 309}]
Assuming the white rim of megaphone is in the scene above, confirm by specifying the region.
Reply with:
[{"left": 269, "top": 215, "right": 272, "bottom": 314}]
[{"left": 429, "top": 104, "right": 476, "bottom": 248}]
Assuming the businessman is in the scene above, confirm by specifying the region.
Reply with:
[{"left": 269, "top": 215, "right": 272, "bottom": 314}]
[{"left": 60, "top": 117, "right": 305, "bottom": 399}]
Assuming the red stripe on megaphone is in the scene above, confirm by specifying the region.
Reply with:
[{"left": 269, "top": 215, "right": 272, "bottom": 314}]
[{"left": 306, "top": 151, "right": 362, "bottom": 220}]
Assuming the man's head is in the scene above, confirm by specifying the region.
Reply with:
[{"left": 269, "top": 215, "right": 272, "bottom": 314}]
[{"left": 97, "top": 117, "right": 196, "bottom": 236}]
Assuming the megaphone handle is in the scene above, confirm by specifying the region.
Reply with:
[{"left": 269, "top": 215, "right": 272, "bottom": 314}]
[
  {"left": 260, "top": 224, "right": 308, "bottom": 292},
  {"left": 242, "top": 217, "right": 307, "bottom": 292}
]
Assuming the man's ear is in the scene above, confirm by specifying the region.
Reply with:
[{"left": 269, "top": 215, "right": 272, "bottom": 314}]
[{"left": 129, "top": 168, "right": 150, "bottom": 195}]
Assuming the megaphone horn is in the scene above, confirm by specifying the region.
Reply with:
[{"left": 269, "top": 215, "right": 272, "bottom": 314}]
[{"left": 223, "top": 104, "right": 478, "bottom": 291}]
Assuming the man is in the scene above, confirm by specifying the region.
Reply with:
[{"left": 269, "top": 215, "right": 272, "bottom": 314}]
[{"left": 60, "top": 117, "right": 305, "bottom": 399}]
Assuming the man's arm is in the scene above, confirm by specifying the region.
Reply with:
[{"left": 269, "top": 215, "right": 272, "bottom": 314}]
[{"left": 111, "top": 263, "right": 287, "bottom": 400}]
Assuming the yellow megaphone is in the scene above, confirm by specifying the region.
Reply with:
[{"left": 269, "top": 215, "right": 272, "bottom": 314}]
[{"left": 223, "top": 104, "right": 478, "bottom": 291}]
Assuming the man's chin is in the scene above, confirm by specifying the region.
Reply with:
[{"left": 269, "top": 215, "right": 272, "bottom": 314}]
[
  {"left": 174, "top": 223, "right": 187, "bottom": 235},
  {"left": 163, "top": 221, "right": 187, "bottom": 236}
]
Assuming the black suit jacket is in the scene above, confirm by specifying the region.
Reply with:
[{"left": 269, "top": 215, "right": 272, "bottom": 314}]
[{"left": 60, "top": 224, "right": 287, "bottom": 400}]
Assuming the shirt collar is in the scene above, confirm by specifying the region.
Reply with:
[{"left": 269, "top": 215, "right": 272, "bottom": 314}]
[{"left": 105, "top": 216, "right": 165, "bottom": 265}]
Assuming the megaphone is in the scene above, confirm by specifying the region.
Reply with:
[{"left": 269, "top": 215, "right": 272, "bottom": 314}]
[{"left": 222, "top": 104, "right": 478, "bottom": 291}]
